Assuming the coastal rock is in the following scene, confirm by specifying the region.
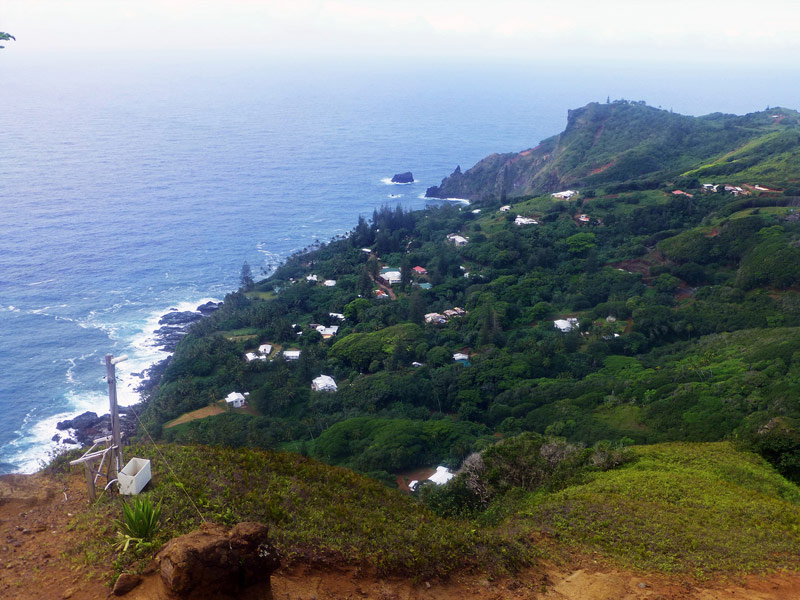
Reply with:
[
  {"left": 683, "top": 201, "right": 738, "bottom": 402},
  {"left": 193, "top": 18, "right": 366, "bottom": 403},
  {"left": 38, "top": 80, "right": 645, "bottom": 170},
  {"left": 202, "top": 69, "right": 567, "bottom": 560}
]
[
  {"left": 158, "top": 311, "right": 203, "bottom": 326},
  {"left": 197, "top": 301, "right": 222, "bottom": 315},
  {"left": 391, "top": 171, "right": 414, "bottom": 184},
  {"left": 156, "top": 522, "right": 279, "bottom": 599},
  {"left": 56, "top": 412, "right": 100, "bottom": 432},
  {"left": 55, "top": 408, "right": 139, "bottom": 447}
]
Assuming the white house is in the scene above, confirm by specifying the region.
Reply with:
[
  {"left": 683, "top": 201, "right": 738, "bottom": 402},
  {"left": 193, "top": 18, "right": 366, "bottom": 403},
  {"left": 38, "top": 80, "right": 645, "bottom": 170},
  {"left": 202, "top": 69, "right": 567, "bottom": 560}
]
[
  {"left": 499, "top": 205, "right": 511, "bottom": 212},
  {"left": 553, "top": 318, "right": 579, "bottom": 333},
  {"left": 409, "top": 466, "right": 455, "bottom": 491},
  {"left": 224, "top": 392, "right": 246, "bottom": 408},
  {"left": 258, "top": 344, "right": 272, "bottom": 355},
  {"left": 382, "top": 270, "right": 402, "bottom": 285},
  {"left": 425, "top": 312, "right": 446, "bottom": 324},
  {"left": 552, "top": 190, "right": 578, "bottom": 200},
  {"left": 315, "top": 325, "right": 339, "bottom": 338},
  {"left": 329, "top": 312, "right": 345, "bottom": 320},
  {"left": 514, "top": 215, "right": 538, "bottom": 226},
  {"left": 323, "top": 279, "right": 337, "bottom": 287},
  {"left": 283, "top": 350, "right": 301, "bottom": 360},
  {"left": 312, "top": 375, "right": 337, "bottom": 392},
  {"left": 453, "top": 352, "right": 469, "bottom": 362},
  {"left": 306, "top": 274, "right": 318, "bottom": 282},
  {"left": 448, "top": 235, "right": 468, "bottom": 246},
  {"left": 245, "top": 352, "right": 265, "bottom": 362}
]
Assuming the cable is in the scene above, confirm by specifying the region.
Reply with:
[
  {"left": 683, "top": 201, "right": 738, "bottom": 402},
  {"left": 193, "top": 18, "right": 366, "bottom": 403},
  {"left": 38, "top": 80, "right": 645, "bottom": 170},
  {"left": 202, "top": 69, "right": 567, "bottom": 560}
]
[{"left": 126, "top": 409, "right": 207, "bottom": 523}]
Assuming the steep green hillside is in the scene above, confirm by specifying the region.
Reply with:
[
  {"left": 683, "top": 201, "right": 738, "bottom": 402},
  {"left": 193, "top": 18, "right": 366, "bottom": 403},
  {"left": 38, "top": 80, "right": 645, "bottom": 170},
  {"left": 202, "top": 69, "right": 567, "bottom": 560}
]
[
  {"left": 521, "top": 442, "right": 800, "bottom": 572},
  {"left": 426, "top": 101, "right": 800, "bottom": 202}
]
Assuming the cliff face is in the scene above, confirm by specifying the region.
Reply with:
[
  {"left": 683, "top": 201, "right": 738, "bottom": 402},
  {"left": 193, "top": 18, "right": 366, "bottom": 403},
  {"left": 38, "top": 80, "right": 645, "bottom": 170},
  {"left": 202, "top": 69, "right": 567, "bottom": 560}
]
[{"left": 426, "top": 102, "right": 800, "bottom": 203}]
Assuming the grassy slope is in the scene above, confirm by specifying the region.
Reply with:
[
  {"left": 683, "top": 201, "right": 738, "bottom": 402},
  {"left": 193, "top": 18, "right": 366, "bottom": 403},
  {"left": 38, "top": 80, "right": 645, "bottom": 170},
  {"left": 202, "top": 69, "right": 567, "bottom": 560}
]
[
  {"left": 62, "top": 444, "right": 530, "bottom": 579},
  {"left": 520, "top": 442, "right": 800, "bottom": 574}
]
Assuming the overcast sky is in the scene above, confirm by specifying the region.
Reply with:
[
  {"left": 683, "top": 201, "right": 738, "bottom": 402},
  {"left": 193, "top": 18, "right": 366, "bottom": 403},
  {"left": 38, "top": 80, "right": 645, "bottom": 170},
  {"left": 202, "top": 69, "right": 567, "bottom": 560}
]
[{"left": 3, "top": 0, "right": 799, "bottom": 65}]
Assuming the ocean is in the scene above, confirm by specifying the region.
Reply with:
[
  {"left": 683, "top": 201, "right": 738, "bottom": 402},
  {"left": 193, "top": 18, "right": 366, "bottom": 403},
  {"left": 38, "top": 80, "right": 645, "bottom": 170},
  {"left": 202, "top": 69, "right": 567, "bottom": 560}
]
[{"left": 1, "top": 52, "right": 798, "bottom": 473}]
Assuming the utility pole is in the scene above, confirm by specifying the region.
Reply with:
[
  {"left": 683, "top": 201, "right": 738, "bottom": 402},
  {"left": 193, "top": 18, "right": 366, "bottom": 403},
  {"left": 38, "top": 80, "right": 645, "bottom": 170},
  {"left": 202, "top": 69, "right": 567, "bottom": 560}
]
[
  {"left": 105, "top": 353, "right": 127, "bottom": 477},
  {"left": 70, "top": 352, "right": 127, "bottom": 502}
]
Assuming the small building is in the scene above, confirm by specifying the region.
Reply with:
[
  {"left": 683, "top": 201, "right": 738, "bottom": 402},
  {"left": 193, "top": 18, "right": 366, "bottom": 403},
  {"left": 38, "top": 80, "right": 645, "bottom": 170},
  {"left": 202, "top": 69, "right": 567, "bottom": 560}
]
[
  {"left": 315, "top": 325, "right": 339, "bottom": 339},
  {"left": 329, "top": 312, "right": 345, "bottom": 320},
  {"left": 577, "top": 214, "right": 591, "bottom": 222},
  {"left": 323, "top": 279, "right": 336, "bottom": 287},
  {"left": 375, "top": 289, "right": 389, "bottom": 299},
  {"left": 312, "top": 375, "right": 337, "bottom": 392},
  {"left": 499, "top": 205, "right": 511, "bottom": 212},
  {"left": 724, "top": 185, "right": 745, "bottom": 196},
  {"left": 453, "top": 352, "right": 470, "bottom": 362},
  {"left": 224, "top": 392, "right": 246, "bottom": 408},
  {"left": 283, "top": 350, "right": 301, "bottom": 360},
  {"left": 471, "top": 209, "right": 481, "bottom": 214},
  {"left": 306, "top": 274, "right": 318, "bottom": 283},
  {"left": 382, "top": 271, "right": 402, "bottom": 285},
  {"left": 258, "top": 344, "right": 272, "bottom": 355},
  {"left": 425, "top": 312, "right": 447, "bottom": 324},
  {"left": 411, "top": 361, "right": 424, "bottom": 367},
  {"left": 515, "top": 215, "right": 538, "bottom": 226},
  {"left": 553, "top": 318, "right": 579, "bottom": 333},
  {"left": 412, "top": 266, "right": 427, "bottom": 275},
  {"left": 409, "top": 466, "right": 456, "bottom": 491},
  {"left": 552, "top": 190, "right": 578, "bottom": 200},
  {"left": 245, "top": 352, "right": 265, "bottom": 362},
  {"left": 361, "top": 248, "right": 372, "bottom": 254},
  {"left": 447, "top": 233, "right": 468, "bottom": 246}
]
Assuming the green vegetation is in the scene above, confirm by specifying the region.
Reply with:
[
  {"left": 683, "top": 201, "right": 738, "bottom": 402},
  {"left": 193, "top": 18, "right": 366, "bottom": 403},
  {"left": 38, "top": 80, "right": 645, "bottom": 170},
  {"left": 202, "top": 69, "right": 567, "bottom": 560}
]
[
  {"left": 114, "top": 495, "right": 162, "bottom": 552},
  {"left": 521, "top": 442, "right": 800, "bottom": 573},
  {"left": 60, "top": 444, "right": 531, "bottom": 578},
  {"left": 115, "top": 101, "right": 800, "bottom": 576}
]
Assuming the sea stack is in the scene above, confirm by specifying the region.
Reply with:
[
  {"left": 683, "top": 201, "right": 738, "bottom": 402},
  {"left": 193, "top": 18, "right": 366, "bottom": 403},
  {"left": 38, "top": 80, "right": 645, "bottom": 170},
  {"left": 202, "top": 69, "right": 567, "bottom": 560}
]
[{"left": 391, "top": 171, "right": 414, "bottom": 184}]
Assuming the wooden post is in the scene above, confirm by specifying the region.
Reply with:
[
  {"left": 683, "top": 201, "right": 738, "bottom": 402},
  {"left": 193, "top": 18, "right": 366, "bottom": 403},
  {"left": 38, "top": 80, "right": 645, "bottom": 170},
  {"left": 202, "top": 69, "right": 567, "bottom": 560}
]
[
  {"left": 83, "top": 463, "right": 96, "bottom": 502},
  {"left": 105, "top": 354, "right": 126, "bottom": 478}
]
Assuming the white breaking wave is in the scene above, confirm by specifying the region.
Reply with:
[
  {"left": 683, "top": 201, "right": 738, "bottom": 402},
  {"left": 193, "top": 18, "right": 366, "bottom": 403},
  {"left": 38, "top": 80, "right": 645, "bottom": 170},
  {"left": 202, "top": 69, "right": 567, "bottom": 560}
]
[
  {"left": 380, "top": 177, "right": 415, "bottom": 185},
  {"left": 420, "top": 194, "right": 471, "bottom": 205}
]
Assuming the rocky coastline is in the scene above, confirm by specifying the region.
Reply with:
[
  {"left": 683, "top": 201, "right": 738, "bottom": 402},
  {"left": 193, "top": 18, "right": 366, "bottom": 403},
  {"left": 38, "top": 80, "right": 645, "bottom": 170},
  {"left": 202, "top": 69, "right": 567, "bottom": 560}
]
[{"left": 52, "top": 300, "right": 222, "bottom": 449}]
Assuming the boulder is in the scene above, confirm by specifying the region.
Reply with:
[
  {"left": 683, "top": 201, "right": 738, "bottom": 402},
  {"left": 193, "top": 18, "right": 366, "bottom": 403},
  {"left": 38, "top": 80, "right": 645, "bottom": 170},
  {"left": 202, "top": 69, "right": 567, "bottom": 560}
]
[
  {"left": 155, "top": 522, "right": 279, "bottom": 599},
  {"left": 391, "top": 171, "right": 414, "bottom": 184},
  {"left": 112, "top": 573, "right": 142, "bottom": 596}
]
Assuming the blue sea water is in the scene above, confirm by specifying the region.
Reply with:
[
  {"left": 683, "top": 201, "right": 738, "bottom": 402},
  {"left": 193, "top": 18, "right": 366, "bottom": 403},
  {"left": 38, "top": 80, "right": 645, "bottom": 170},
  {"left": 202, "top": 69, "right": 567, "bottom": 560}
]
[{"left": 1, "top": 53, "right": 799, "bottom": 473}]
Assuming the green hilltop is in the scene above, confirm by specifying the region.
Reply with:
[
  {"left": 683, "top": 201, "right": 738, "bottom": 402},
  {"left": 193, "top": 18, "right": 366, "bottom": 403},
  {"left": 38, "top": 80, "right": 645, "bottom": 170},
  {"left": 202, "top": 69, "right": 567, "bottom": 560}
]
[{"left": 426, "top": 101, "right": 800, "bottom": 201}]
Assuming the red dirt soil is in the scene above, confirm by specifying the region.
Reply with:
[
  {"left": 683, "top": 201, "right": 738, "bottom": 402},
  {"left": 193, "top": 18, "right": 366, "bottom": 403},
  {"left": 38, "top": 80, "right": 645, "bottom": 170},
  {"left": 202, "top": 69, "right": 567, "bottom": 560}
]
[{"left": 3, "top": 472, "right": 800, "bottom": 599}]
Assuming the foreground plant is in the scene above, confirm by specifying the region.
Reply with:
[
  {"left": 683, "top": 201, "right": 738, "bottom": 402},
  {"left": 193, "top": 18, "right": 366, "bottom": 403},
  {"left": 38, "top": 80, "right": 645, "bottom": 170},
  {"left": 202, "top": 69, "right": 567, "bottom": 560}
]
[{"left": 114, "top": 495, "right": 162, "bottom": 552}]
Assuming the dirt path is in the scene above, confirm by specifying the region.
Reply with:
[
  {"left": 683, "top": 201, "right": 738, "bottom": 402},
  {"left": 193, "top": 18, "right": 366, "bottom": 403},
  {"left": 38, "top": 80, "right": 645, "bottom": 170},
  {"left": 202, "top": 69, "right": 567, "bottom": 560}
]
[
  {"left": 163, "top": 404, "right": 225, "bottom": 429},
  {"left": 370, "top": 273, "right": 397, "bottom": 300}
]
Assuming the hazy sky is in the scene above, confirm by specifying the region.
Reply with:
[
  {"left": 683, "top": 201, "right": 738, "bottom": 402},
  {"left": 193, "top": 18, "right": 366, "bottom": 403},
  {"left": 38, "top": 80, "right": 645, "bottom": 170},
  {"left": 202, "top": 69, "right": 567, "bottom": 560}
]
[{"left": 4, "top": 0, "right": 800, "bottom": 65}]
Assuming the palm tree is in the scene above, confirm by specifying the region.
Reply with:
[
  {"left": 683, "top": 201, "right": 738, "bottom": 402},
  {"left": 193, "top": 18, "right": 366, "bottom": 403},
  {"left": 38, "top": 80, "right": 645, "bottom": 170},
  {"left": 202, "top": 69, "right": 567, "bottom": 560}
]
[{"left": 0, "top": 32, "right": 15, "bottom": 48}]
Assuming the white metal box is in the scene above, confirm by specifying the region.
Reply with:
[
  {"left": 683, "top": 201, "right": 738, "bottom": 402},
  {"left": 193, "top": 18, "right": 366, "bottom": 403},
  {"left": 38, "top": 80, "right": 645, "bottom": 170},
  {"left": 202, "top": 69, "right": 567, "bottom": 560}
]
[{"left": 118, "top": 457, "right": 152, "bottom": 495}]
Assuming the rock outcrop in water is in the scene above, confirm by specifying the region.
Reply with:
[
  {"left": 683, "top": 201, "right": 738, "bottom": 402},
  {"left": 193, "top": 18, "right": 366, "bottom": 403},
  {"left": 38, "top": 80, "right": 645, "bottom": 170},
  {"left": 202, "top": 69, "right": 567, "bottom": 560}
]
[{"left": 391, "top": 171, "right": 414, "bottom": 184}]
